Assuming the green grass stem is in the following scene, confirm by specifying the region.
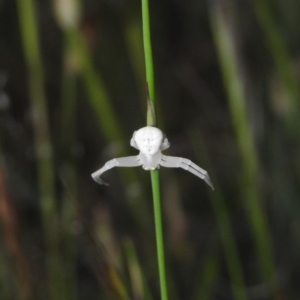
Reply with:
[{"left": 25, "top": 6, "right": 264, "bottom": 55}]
[
  {"left": 124, "top": 238, "right": 153, "bottom": 300},
  {"left": 72, "top": 28, "right": 150, "bottom": 230},
  {"left": 251, "top": 0, "right": 300, "bottom": 183},
  {"left": 251, "top": 0, "right": 300, "bottom": 126},
  {"left": 76, "top": 32, "right": 125, "bottom": 147},
  {"left": 60, "top": 27, "right": 80, "bottom": 300},
  {"left": 141, "top": 0, "right": 155, "bottom": 104},
  {"left": 196, "top": 256, "right": 219, "bottom": 300},
  {"left": 150, "top": 171, "right": 168, "bottom": 300},
  {"left": 189, "top": 129, "right": 248, "bottom": 300},
  {"left": 16, "top": 1, "right": 64, "bottom": 299},
  {"left": 141, "top": 0, "right": 168, "bottom": 299},
  {"left": 210, "top": 0, "right": 277, "bottom": 295},
  {"left": 193, "top": 239, "right": 220, "bottom": 300}
]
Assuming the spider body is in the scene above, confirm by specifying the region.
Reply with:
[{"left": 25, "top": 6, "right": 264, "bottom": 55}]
[
  {"left": 139, "top": 152, "right": 162, "bottom": 170},
  {"left": 92, "top": 126, "right": 214, "bottom": 189},
  {"left": 131, "top": 126, "right": 168, "bottom": 170}
]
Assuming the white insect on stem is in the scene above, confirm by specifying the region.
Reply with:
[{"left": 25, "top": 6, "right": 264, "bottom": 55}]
[{"left": 91, "top": 126, "right": 214, "bottom": 190}]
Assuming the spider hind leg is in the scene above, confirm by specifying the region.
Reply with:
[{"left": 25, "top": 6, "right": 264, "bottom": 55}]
[{"left": 160, "top": 155, "right": 214, "bottom": 190}]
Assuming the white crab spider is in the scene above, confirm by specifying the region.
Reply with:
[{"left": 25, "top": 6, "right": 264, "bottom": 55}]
[{"left": 91, "top": 126, "right": 214, "bottom": 190}]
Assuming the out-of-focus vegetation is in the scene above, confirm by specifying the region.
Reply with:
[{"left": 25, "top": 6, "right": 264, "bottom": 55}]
[{"left": 0, "top": 0, "right": 300, "bottom": 299}]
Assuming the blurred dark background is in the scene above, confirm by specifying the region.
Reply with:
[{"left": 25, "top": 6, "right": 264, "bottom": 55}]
[{"left": 0, "top": 0, "right": 300, "bottom": 299}]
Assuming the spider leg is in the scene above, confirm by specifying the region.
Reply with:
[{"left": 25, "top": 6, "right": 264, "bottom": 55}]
[
  {"left": 161, "top": 155, "right": 214, "bottom": 190},
  {"left": 91, "top": 156, "right": 142, "bottom": 185}
]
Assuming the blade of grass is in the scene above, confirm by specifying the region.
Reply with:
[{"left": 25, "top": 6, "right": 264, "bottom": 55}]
[
  {"left": 53, "top": 1, "right": 82, "bottom": 299},
  {"left": 192, "top": 237, "right": 220, "bottom": 300},
  {"left": 250, "top": 0, "right": 300, "bottom": 184},
  {"left": 150, "top": 170, "right": 168, "bottom": 300},
  {"left": 141, "top": 0, "right": 155, "bottom": 105},
  {"left": 74, "top": 29, "right": 150, "bottom": 229},
  {"left": 123, "top": 238, "right": 153, "bottom": 300},
  {"left": 196, "top": 254, "right": 219, "bottom": 300},
  {"left": 61, "top": 180, "right": 130, "bottom": 300},
  {"left": 58, "top": 23, "right": 131, "bottom": 297},
  {"left": 141, "top": 0, "right": 168, "bottom": 299},
  {"left": 209, "top": 0, "right": 277, "bottom": 296},
  {"left": 75, "top": 31, "right": 125, "bottom": 147},
  {"left": 60, "top": 46, "right": 79, "bottom": 300},
  {"left": 54, "top": 5, "right": 150, "bottom": 296},
  {"left": 189, "top": 128, "right": 248, "bottom": 300},
  {"left": 16, "top": 1, "right": 65, "bottom": 299},
  {"left": 251, "top": 0, "right": 300, "bottom": 130}
]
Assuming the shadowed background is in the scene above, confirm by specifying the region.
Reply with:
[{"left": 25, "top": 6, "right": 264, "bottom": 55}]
[{"left": 0, "top": 0, "right": 299, "bottom": 299}]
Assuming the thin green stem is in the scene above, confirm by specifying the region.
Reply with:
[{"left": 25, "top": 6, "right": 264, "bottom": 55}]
[
  {"left": 141, "top": 0, "right": 168, "bottom": 299},
  {"left": 16, "top": 1, "right": 63, "bottom": 299},
  {"left": 189, "top": 128, "right": 248, "bottom": 300},
  {"left": 124, "top": 238, "right": 153, "bottom": 300},
  {"left": 60, "top": 28, "right": 80, "bottom": 300},
  {"left": 251, "top": 0, "right": 300, "bottom": 183},
  {"left": 150, "top": 171, "right": 168, "bottom": 300},
  {"left": 75, "top": 32, "right": 125, "bottom": 147},
  {"left": 210, "top": 0, "right": 276, "bottom": 295},
  {"left": 252, "top": 0, "right": 300, "bottom": 116},
  {"left": 141, "top": 0, "right": 155, "bottom": 104},
  {"left": 75, "top": 28, "right": 150, "bottom": 230},
  {"left": 193, "top": 238, "right": 220, "bottom": 300}
]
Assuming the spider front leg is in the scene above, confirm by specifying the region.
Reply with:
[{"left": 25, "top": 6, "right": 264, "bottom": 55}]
[
  {"left": 92, "top": 156, "right": 142, "bottom": 185},
  {"left": 160, "top": 155, "right": 214, "bottom": 190}
]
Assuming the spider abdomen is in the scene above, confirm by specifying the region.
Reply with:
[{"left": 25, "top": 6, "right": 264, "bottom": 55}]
[{"left": 139, "top": 151, "right": 162, "bottom": 170}]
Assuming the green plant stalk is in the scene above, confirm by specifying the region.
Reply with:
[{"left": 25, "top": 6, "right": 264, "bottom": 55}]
[
  {"left": 66, "top": 23, "right": 147, "bottom": 297},
  {"left": 124, "top": 238, "right": 153, "bottom": 300},
  {"left": 16, "top": 1, "right": 64, "bottom": 299},
  {"left": 61, "top": 30, "right": 78, "bottom": 150},
  {"left": 210, "top": 192, "right": 248, "bottom": 300},
  {"left": 210, "top": 0, "right": 276, "bottom": 293},
  {"left": 76, "top": 32, "right": 125, "bottom": 147},
  {"left": 69, "top": 26, "right": 150, "bottom": 230},
  {"left": 193, "top": 239, "right": 219, "bottom": 300},
  {"left": 150, "top": 170, "right": 168, "bottom": 300},
  {"left": 141, "top": 0, "right": 168, "bottom": 299},
  {"left": 141, "top": 0, "right": 155, "bottom": 104},
  {"left": 189, "top": 129, "right": 248, "bottom": 300},
  {"left": 197, "top": 255, "right": 219, "bottom": 300},
  {"left": 60, "top": 27, "right": 80, "bottom": 300},
  {"left": 150, "top": 171, "right": 168, "bottom": 300},
  {"left": 252, "top": 0, "right": 300, "bottom": 121},
  {"left": 251, "top": 0, "right": 300, "bottom": 183}
]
